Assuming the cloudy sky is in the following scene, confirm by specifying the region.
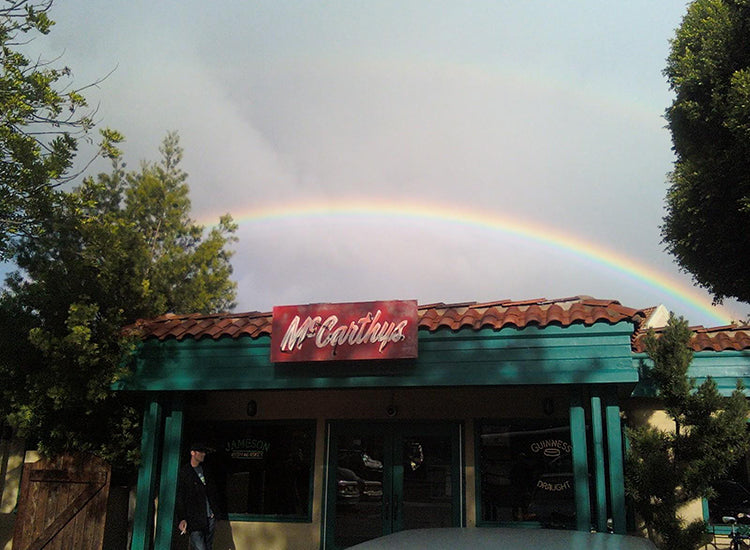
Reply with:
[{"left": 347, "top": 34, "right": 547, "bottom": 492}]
[{"left": 24, "top": 0, "right": 747, "bottom": 326}]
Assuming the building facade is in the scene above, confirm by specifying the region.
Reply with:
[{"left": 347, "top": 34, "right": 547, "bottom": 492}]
[{"left": 117, "top": 296, "right": 750, "bottom": 550}]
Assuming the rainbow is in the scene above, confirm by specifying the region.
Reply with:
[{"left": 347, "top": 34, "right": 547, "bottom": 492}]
[{"left": 200, "top": 199, "right": 737, "bottom": 326}]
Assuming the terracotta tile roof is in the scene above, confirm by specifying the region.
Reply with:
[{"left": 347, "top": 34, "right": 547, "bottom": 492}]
[
  {"left": 127, "top": 296, "right": 750, "bottom": 352},
  {"left": 131, "top": 311, "right": 271, "bottom": 340},
  {"left": 415, "top": 296, "right": 646, "bottom": 331},
  {"left": 633, "top": 324, "right": 750, "bottom": 353},
  {"left": 128, "top": 295, "right": 650, "bottom": 342}
]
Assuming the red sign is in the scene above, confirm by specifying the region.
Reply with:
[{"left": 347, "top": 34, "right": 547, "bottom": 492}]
[{"left": 271, "top": 300, "right": 418, "bottom": 363}]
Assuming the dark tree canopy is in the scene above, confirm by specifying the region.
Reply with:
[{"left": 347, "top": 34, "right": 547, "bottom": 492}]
[
  {"left": 625, "top": 315, "right": 750, "bottom": 550},
  {"left": 0, "top": 133, "right": 237, "bottom": 473},
  {"left": 0, "top": 0, "right": 121, "bottom": 259},
  {"left": 662, "top": 0, "right": 750, "bottom": 305}
]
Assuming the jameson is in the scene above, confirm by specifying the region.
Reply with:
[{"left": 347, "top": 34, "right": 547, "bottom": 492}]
[{"left": 225, "top": 439, "right": 271, "bottom": 452}]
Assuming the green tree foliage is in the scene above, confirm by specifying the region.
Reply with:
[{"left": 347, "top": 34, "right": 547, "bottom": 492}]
[
  {"left": 625, "top": 315, "right": 750, "bottom": 550},
  {"left": 0, "top": 0, "right": 122, "bottom": 259},
  {"left": 0, "top": 132, "right": 237, "bottom": 475},
  {"left": 662, "top": 0, "right": 750, "bottom": 304}
]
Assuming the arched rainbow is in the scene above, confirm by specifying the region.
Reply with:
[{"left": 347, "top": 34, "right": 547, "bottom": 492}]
[{"left": 203, "top": 199, "right": 737, "bottom": 326}]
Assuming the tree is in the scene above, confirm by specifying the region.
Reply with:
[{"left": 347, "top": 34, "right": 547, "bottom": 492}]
[
  {"left": 662, "top": 0, "right": 750, "bottom": 305},
  {"left": 0, "top": 132, "right": 237, "bottom": 475},
  {"left": 625, "top": 315, "right": 750, "bottom": 550},
  {"left": 121, "top": 133, "right": 237, "bottom": 314},
  {"left": 0, "top": 0, "right": 121, "bottom": 259}
]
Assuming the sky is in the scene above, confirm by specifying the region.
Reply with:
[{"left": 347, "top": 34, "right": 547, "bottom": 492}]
[{"left": 17, "top": 0, "right": 748, "bottom": 326}]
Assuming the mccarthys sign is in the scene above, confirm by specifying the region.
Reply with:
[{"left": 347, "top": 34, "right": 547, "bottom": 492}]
[{"left": 271, "top": 300, "right": 418, "bottom": 363}]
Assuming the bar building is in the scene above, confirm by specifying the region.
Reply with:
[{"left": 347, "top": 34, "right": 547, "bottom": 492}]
[{"left": 118, "top": 296, "right": 750, "bottom": 550}]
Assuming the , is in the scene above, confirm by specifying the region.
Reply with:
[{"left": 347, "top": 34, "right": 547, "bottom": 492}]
[{"left": 345, "top": 527, "right": 658, "bottom": 550}]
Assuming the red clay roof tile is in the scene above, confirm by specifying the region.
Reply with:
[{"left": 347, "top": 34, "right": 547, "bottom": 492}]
[
  {"left": 632, "top": 323, "right": 750, "bottom": 352},
  {"left": 127, "top": 296, "right": 750, "bottom": 352},
  {"left": 130, "top": 296, "right": 635, "bottom": 339}
]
